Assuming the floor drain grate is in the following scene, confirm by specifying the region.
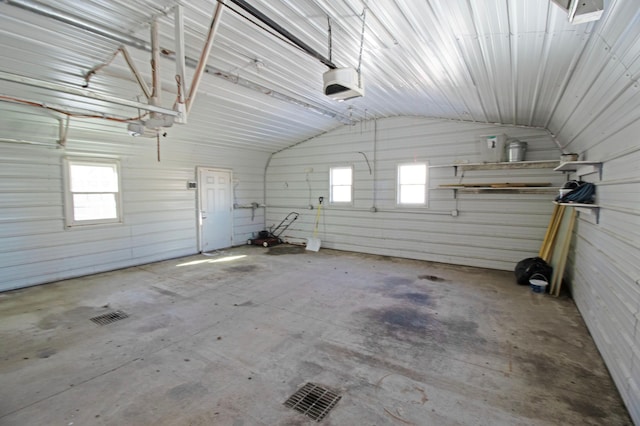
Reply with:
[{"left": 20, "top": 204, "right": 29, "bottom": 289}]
[
  {"left": 90, "top": 310, "right": 129, "bottom": 326},
  {"left": 283, "top": 382, "right": 341, "bottom": 422}
]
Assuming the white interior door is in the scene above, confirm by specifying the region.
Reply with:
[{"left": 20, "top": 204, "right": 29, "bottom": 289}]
[{"left": 198, "top": 168, "right": 233, "bottom": 252}]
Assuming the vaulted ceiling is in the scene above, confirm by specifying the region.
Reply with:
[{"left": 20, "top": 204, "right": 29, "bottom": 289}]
[{"left": 0, "top": 0, "right": 634, "bottom": 152}]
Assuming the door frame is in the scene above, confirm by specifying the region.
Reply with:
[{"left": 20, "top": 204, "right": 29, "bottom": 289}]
[{"left": 196, "top": 166, "right": 234, "bottom": 253}]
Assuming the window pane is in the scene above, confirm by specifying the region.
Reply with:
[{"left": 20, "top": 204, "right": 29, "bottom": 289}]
[
  {"left": 331, "top": 167, "right": 352, "bottom": 184},
  {"left": 399, "top": 164, "right": 426, "bottom": 184},
  {"left": 333, "top": 186, "right": 351, "bottom": 202},
  {"left": 73, "top": 194, "right": 117, "bottom": 220},
  {"left": 400, "top": 184, "right": 425, "bottom": 204},
  {"left": 70, "top": 164, "right": 118, "bottom": 192}
]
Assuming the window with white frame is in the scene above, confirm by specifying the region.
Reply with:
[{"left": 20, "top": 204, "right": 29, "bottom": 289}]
[
  {"left": 397, "top": 163, "right": 428, "bottom": 205},
  {"left": 64, "top": 158, "right": 122, "bottom": 227},
  {"left": 330, "top": 166, "right": 353, "bottom": 203}
]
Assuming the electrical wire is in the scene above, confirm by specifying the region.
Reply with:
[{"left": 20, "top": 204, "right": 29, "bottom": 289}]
[{"left": 0, "top": 95, "right": 149, "bottom": 122}]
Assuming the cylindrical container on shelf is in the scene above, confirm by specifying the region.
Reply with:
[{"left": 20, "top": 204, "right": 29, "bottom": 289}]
[
  {"left": 560, "top": 153, "right": 579, "bottom": 162},
  {"left": 506, "top": 140, "right": 527, "bottom": 162}
]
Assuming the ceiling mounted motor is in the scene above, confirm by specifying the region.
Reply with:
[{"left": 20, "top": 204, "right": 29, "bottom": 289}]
[
  {"left": 323, "top": 68, "right": 364, "bottom": 101},
  {"left": 551, "top": 0, "right": 604, "bottom": 24},
  {"left": 127, "top": 114, "right": 174, "bottom": 137}
]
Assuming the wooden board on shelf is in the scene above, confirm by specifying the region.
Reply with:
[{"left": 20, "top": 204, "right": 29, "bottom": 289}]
[{"left": 439, "top": 182, "right": 552, "bottom": 188}]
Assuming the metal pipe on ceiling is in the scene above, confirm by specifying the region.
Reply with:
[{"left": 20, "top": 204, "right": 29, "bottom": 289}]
[
  {"left": 186, "top": 1, "right": 224, "bottom": 114},
  {"left": 150, "top": 18, "right": 161, "bottom": 108},
  {"left": 0, "top": 70, "right": 179, "bottom": 116},
  {"left": 174, "top": 4, "right": 187, "bottom": 107},
  {"left": 120, "top": 46, "right": 152, "bottom": 100},
  {"left": 4, "top": 0, "right": 352, "bottom": 125}
]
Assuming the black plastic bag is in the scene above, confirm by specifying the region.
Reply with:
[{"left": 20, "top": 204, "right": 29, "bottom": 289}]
[{"left": 514, "top": 257, "right": 553, "bottom": 285}]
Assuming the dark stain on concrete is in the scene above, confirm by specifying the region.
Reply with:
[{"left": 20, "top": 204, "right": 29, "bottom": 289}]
[
  {"left": 37, "top": 348, "right": 56, "bottom": 359},
  {"left": 267, "top": 246, "right": 305, "bottom": 255},
  {"left": 383, "top": 276, "right": 415, "bottom": 287},
  {"left": 378, "top": 307, "right": 431, "bottom": 332},
  {"left": 391, "top": 292, "right": 431, "bottom": 305},
  {"left": 440, "top": 317, "right": 479, "bottom": 335},
  {"left": 439, "top": 317, "right": 485, "bottom": 346},
  {"left": 167, "top": 382, "right": 208, "bottom": 401},
  {"left": 225, "top": 265, "right": 258, "bottom": 273},
  {"left": 418, "top": 274, "right": 445, "bottom": 282},
  {"left": 561, "top": 395, "right": 607, "bottom": 420},
  {"left": 151, "top": 287, "right": 181, "bottom": 298}
]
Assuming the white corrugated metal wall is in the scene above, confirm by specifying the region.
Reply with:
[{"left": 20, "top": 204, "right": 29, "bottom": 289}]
[
  {"left": 266, "top": 116, "right": 563, "bottom": 271},
  {"left": 546, "top": 0, "right": 640, "bottom": 421},
  {"left": 0, "top": 101, "right": 269, "bottom": 292}
]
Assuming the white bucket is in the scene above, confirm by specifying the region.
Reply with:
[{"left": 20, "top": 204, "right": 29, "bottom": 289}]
[{"left": 529, "top": 273, "right": 548, "bottom": 293}]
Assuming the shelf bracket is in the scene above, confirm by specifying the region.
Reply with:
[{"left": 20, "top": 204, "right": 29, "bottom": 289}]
[{"left": 575, "top": 206, "right": 600, "bottom": 224}]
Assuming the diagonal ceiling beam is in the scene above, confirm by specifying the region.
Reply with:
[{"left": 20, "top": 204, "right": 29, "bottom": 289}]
[{"left": 4, "top": 0, "right": 353, "bottom": 125}]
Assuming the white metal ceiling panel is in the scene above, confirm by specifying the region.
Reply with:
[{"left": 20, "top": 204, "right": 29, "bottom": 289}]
[{"left": 1, "top": 0, "right": 638, "bottom": 152}]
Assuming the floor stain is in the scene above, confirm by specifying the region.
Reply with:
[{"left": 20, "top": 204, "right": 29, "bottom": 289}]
[
  {"left": 418, "top": 274, "right": 445, "bottom": 282},
  {"left": 151, "top": 287, "right": 182, "bottom": 298},
  {"left": 37, "top": 348, "right": 56, "bottom": 359},
  {"left": 225, "top": 265, "right": 258, "bottom": 273},
  {"left": 391, "top": 292, "right": 431, "bottom": 305},
  {"left": 561, "top": 395, "right": 607, "bottom": 420},
  {"left": 167, "top": 382, "right": 208, "bottom": 401},
  {"left": 383, "top": 277, "right": 415, "bottom": 287}
]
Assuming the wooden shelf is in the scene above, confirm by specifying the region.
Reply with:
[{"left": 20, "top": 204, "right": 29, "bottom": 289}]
[
  {"left": 554, "top": 161, "right": 602, "bottom": 179},
  {"left": 435, "top": 186, "right": 560, "bottom": 196},
  {"left": 554, "top": 161, "right": 601, "bottom": 172},
  {"left": 553, "top": 202, "right": 599, "bottom": 208},
  {"left": 431, "top": 160, "right": 560, "bottom": 173},
  {"left": 553, "top": 201, "right": 600, "bottom": 224}
]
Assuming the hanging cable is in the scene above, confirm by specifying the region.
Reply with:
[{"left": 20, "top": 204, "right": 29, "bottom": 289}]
[{"left": 327, "top": 17, "right": 332, "bottom": 63}]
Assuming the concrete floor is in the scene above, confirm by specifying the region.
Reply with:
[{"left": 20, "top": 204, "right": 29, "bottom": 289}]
[{"left": 0, "top": 245, "right": 631, "bottom": 426}]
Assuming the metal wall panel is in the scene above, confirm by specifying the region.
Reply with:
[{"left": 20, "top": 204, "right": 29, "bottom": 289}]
[
  {"left": 0, "top": 117, "right": 269, "bottom": 292},
  {"left": 266, "top": 116, "right": 563, "bottom": 271},
  {"left": 546, "top": 0, "right": 640, "bottom": 422}
]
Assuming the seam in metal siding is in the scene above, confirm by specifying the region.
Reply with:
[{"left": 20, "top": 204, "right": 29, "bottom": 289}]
[{"left": 266, "top": 116, "right": 562, "bottom": 271}]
